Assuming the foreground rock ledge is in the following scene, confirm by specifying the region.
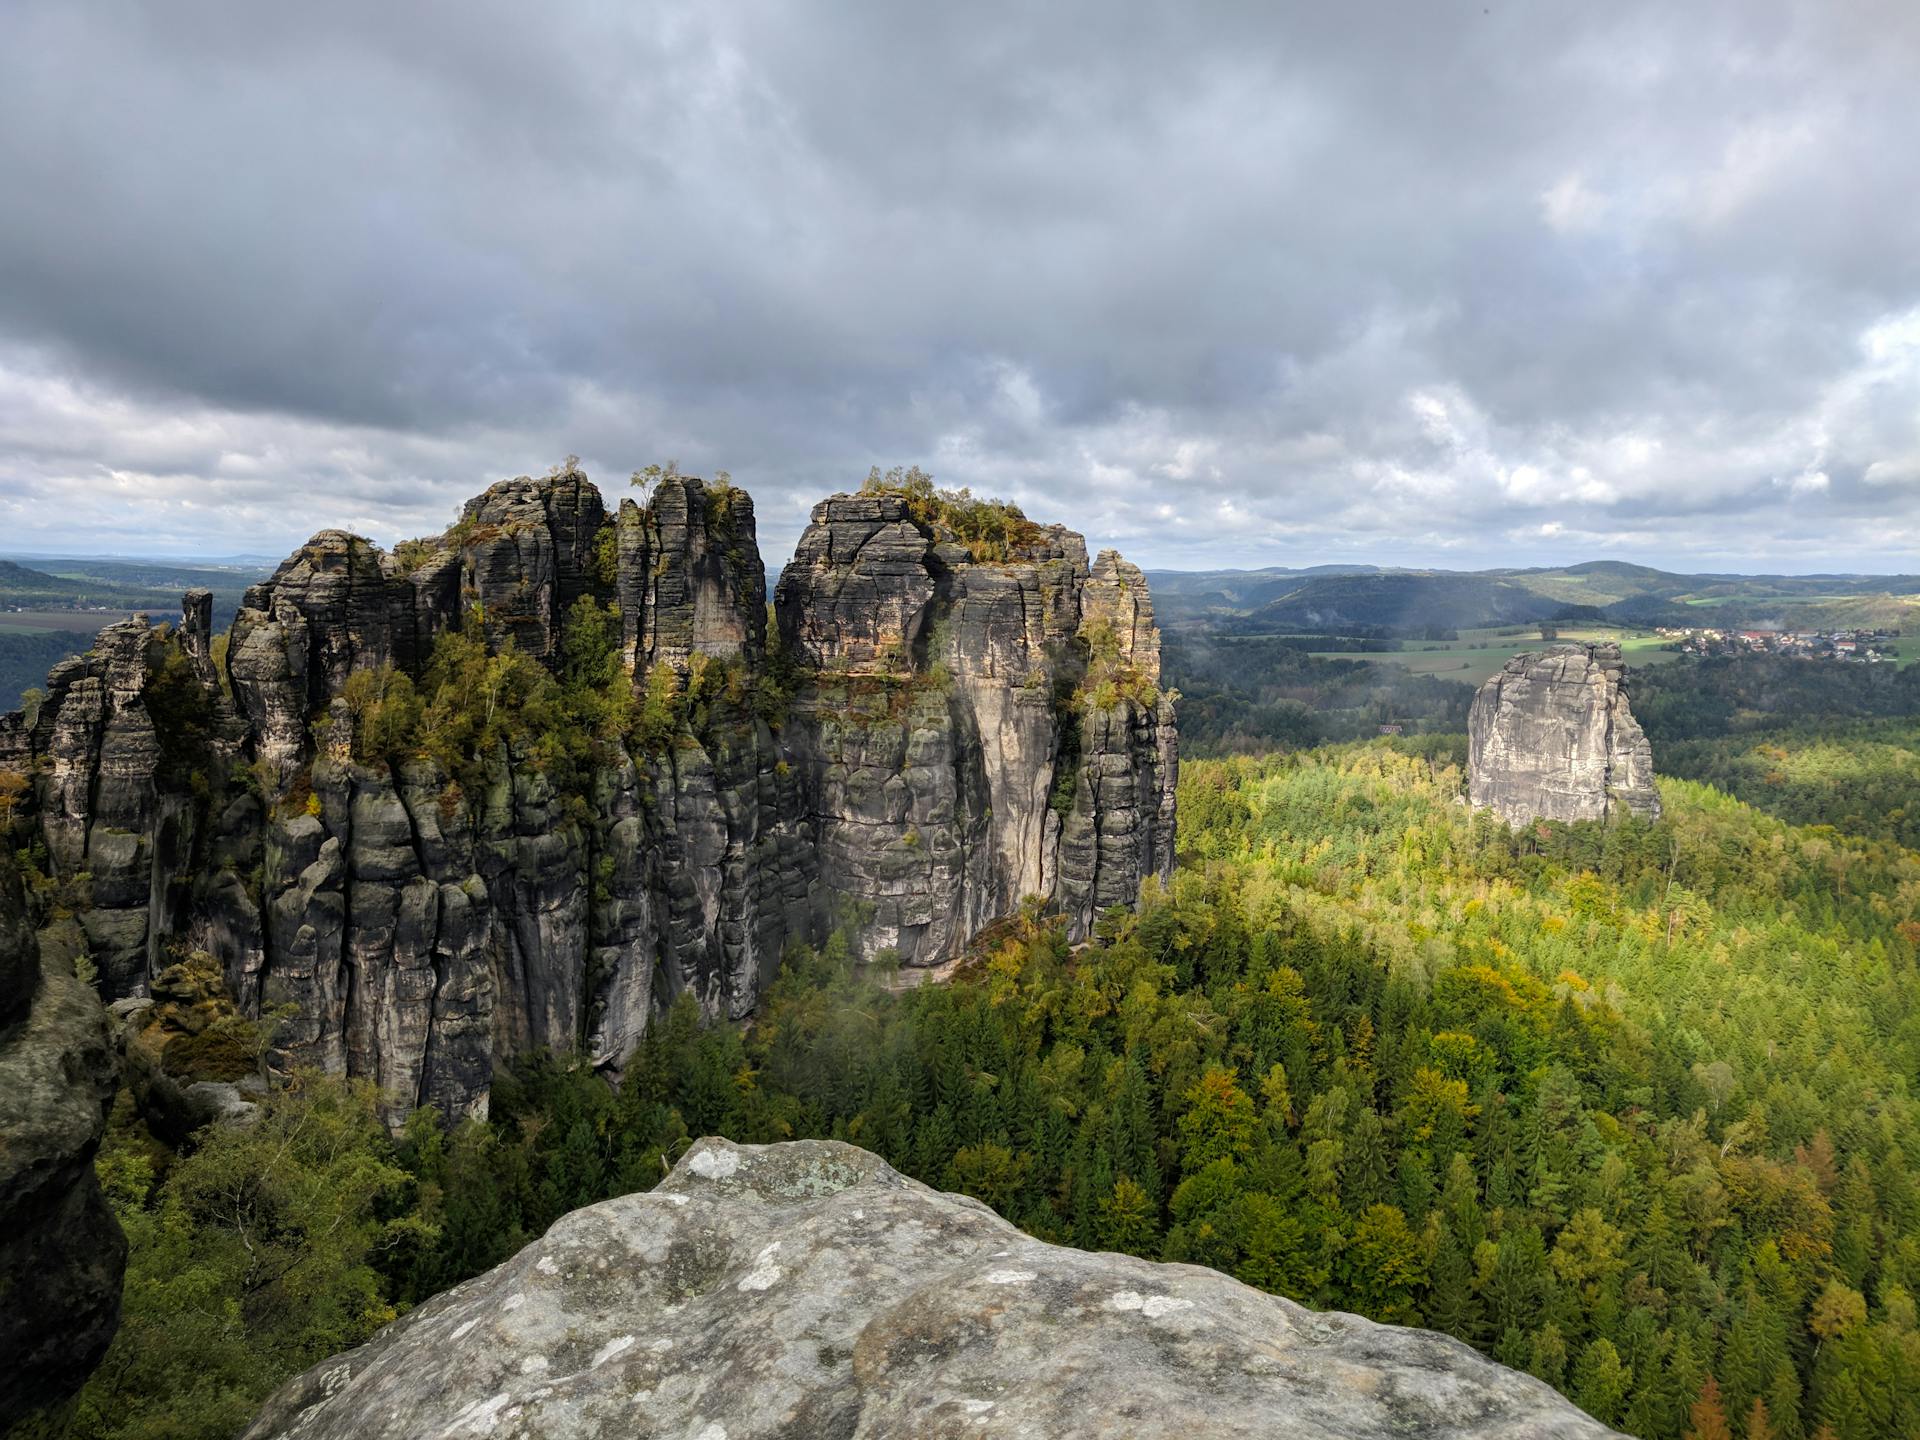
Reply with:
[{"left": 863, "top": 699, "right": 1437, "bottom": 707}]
[{"left": 245, "top": 1138, "right": 1617, "bottom": 1440}]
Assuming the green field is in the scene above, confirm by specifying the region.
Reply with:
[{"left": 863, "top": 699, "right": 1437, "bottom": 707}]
[
  {"left": 0, "top": 609, "right": 127, "bottom": 636},
  {"left": 1307, "top": 625, "right": 1682, "bottom": 686}
]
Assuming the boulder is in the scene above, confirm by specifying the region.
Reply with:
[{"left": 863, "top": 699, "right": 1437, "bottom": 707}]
[
  {"left": 244, "top": 1138, "right": 1617, "bottom": 1440},
  {"left": 1468, "top": 643, "right": 1660, "bottom": 826}
]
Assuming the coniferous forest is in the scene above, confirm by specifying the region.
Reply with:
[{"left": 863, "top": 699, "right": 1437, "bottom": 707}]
[{"left": 24, "top": 738, "right": 1920, "bottom": 1440}]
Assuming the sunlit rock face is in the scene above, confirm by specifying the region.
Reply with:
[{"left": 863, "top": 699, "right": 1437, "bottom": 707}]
[
  {"left": 1468, "top": 643, "right": 1660, "bottom": 827},
  {"left": 242, "top": 1137, "right": 1619, "bottom": 1440},
  {"left": 0, "top": 471, "right": 1176, "bottom": 1123}
]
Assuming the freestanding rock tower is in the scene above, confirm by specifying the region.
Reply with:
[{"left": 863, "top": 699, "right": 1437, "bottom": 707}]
[{"left": 1467, "top": 643, "right": 1660, "bottom": 826}]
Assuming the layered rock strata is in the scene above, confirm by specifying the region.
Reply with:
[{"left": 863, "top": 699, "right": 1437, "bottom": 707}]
[
  {"left": 776, "top": 494, "right": 1176, "bottom": 959},
  {"left": 0, "top": 848, "right": 126, "bottom": 1427},
  {"left": 0, "top": 472, "right": 1175, "bottom": 1125},
  {"left": 1467, "top": 643, "right": 1660, "bottom": 826},
  {"left": 243, "top": 1137, "right": 1617, "bottom": 1440}
]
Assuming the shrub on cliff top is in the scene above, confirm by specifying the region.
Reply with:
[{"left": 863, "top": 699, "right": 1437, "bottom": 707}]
[
  {"left": 1077, "top": 615, "right": 1159, "bottom": 712},
  {"left": 860, "top": 465, "right": 1045, "bottom": 563}
]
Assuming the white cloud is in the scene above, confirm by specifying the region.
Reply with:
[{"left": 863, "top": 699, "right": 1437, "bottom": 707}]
[
  {"left": 1540, "top": 174, "right": 1608, "bottom": 233},
  {"left": 1864, "top": 458, "right": 1920, "bottom": 488}
]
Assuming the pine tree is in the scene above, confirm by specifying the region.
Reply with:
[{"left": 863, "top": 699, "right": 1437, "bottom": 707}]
[
  {"left": 1817, "top": 1371, "right": 1870, "bottom": 1440},
  {"left": 1440, "top": 1150, "right": 1487, "bottom": 1249},
  {"left": 1484, "top": 1226, "right": 1551, "bottom": 1339},
  {"left": 1765, "top": 1367, "right": 1803, "bottom": 1440},
  {"left": 1720, "top": 1286, "right": 1772, "bottom": 1422},
  {"left": 913, "top": 1104, "right": 957, "bottom": 1182},
  {"left": 1655, "top": 1331, "right": 1706, "bottom": 1440},
  {"left": 1528, "top": 1321, "right": 1568, "bottom": 1390},
  {"left": 1110, "top": 1058, "right": 1162, "bottom": 1202},
  {"left": 1689, "top": 1375, "right": 1734, "bottom": 1440},
  {"left": 1096, "top": 1176, "right": 1160, "bottom": 1256},
  {"left": 1396, "top": 1147, "right": 1437, "bottom": 1222},
  {"left": 1570, "top": 1338, "right": 1632, "bottom": 1428},
  {"left": 1423, "top": 1220, "right": 1483, "bottom": 1343},
  {"left": 1343, "top": 1106, "right": 1394, "bottom": 1212}
]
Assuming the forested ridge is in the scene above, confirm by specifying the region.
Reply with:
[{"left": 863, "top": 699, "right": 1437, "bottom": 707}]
[
  {"left": 19, "top": 743, "right": 1920, "bottom": 1439},
  {"left": 1654, "top": 723, "right": 1920, "bottom": 851}
]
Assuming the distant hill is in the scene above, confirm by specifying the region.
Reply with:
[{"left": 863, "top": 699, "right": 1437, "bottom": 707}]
[
  {"left": 0, "top": 555, "right": 269, "bottom": 618},
  {"left": 0, "top": 630, "right": 94, "bottom": 713},
  {"left": 1249, "top": 572, "right": 1599, "bottom": 632},
  {"left": 0, "top": 554, "right": 270, "bottom": 599},
  {"left": 1148, "top": 559, "right": 1920, "bottom": 634},
  {"left": 0, "top": 559, "right": 116, "bottom": 609},
  {"left": 1143, "top": 565, "right": 1381, "bottom": 621}
]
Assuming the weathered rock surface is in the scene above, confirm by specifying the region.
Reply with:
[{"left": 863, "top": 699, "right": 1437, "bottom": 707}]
[
  {"left": 244, "top": 1137, "right": 1615, "bottom": 1440},
  {"left": 0, "top": 472, "right": 1175, "bottom": 1123},
  {"left": 1468, "top": 643, "right": 1660, "bottom": 826},
  {"left": 0, "top": 849, "right": 126, "bottom": 1427}
]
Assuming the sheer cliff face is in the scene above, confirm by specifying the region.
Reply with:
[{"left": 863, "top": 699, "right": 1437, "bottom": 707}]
[
  {"left": 1467, "top": 643, "right": 1660, "bottom": 827},
  {"left": 776, "top": 494, "right": 1177, "bottom": 961},
  {"left": 0, "top": 849, "right": 125, "bottom": 1428},
  {"left": 0, "top": 473, "right": 1175, "bottom": 1125}
]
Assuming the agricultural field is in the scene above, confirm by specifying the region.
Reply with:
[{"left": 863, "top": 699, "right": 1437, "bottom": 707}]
[
  {"left": 0, "top": 609, "right": 130, "bottom": 635},
  {"left": 1306, "top": 625, "right": 1682, "bottom": 687}
]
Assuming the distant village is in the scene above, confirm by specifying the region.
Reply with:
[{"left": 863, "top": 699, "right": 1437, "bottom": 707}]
[{"left": 1655, "top": 625, "right": 1902, "bottom": 662}]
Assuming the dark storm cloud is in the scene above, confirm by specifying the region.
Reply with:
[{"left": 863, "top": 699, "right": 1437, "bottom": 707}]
[{"left": 0, "top": 0, "right": 1916, "bottom": 568}]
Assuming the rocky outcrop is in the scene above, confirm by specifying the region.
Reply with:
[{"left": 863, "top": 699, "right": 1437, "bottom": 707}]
[
  {"left": 244, "top": 1137, "right": 1615, "bottom": 1440},
  {"left": 617, "top": 476, "right": 766, "bottom": 672},
  {"left": 1468, "top": 643, "right": 1660, "bottom": 826},
  {"left": 113, "top": 950, "right": 265, "bottom": 1147},
  {"left": 0, "top": 849, "right": 126, "bottom": 1427},
  {"left": 0, "top": 472, "right": 1175, "bottom": 1125}
]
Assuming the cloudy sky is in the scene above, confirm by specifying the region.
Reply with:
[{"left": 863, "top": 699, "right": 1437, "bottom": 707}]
[{"left": 2, "top": 1, "right": 1918, "bottom": 572}]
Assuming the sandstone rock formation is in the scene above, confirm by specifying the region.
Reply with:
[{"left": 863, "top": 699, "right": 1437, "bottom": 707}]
[
  {"left": 243, "top": 1137, "right": 1616, "bottom": 1440},
  {"left": 1468, "top": 643, "right": 1660, "bottom": 826},
  {"left": 0, "top": 848, "right": 125, "bottom": 1427},
  {"left": 0, "top": 471, "right": 1175, "bottom": 1125}
]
